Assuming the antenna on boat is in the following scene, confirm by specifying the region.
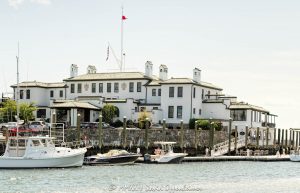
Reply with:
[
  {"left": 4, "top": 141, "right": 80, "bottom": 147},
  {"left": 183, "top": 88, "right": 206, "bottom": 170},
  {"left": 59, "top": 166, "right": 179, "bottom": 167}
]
[
  {"left": 16, "top": 42, "right": 20, "bottom": 121},
  {"left": 16, "top": 42, "right": 20, "bottom": 156}
]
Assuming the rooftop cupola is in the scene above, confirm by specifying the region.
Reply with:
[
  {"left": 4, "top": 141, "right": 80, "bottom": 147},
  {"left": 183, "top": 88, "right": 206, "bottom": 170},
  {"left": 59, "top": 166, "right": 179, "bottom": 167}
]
[
  {"left": 145, "top": 61, "right": 153, "bottom": 77},
  {"left": 87, "top": 65, "right": 97, "bottom": 74},
  {"left": 70, "top": 64, "right": 78, "bottom": 78},
  {"left": 193, "top": 68, "right": 201, "bottom": 83},
  {"left": 159, "top": 64, "right": 168, "bottom": 81}
]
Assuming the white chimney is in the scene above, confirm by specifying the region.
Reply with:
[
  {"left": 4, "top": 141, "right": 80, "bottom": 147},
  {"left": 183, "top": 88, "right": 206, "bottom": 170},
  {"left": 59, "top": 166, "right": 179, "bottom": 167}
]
[
  {"left": 70, "top": 64, "right": 78, "bottom": 78},
  {"left": 87, "top": 65, "right": 97, "bottom": 74},
  {"left": 159, "top": 64, "right": 168, "bottom": 81},
  {"left": 145, "top": 61, "right": 153, "bottom": 77},
  {"left": 193, "top": 68, "right": 201, "bottom": 83}
]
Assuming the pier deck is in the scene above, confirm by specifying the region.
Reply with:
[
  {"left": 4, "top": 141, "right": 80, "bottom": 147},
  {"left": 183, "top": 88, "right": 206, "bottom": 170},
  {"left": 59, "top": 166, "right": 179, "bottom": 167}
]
[{"left": 183, "top": 155, "right": 290, "bottom": 162}]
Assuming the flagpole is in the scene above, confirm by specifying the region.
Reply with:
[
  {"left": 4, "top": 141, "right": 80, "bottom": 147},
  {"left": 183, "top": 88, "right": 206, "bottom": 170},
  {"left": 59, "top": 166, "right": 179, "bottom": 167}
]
[{"left": 120, "top": 6, "right": 124, "bottom": 72}]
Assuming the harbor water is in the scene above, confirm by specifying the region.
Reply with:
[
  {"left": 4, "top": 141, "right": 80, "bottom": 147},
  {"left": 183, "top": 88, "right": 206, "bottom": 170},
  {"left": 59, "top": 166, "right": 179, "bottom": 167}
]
[{"left": 1, "top": 162, "right": 300, "bottom": 193}]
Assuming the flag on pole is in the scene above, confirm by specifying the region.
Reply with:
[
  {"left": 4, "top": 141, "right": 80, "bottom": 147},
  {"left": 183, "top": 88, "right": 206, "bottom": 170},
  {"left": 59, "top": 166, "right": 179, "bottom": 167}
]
[
  {"left": 122, "top": 15, "right": 127, "bottom": 20},
  {"left": 105, "top": 46, "right": 109, "bottom": 61}
]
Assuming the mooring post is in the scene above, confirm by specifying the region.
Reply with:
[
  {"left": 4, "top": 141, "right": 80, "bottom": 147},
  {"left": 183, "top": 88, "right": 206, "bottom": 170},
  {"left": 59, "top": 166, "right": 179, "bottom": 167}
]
[
  {"left": 180, "top": 120, "right": 184, "bottom": 152},
  {"left": 98, "top": 114, "right": 103, "bottom": 150},
  {"left": 122, "top": 116, "right": 127, "bottom": 148},
  {"left": 234, "top": 126, "right": 238, "bottom": 154},
  {"left": 296, "top": 131, "right": 299, "bottom": 150},
  {"left": 285, "top": 129, "right": 288, "bottom": 148},
  {"left": 163, "top": 118, "right": 166, "bottom": 141},
  {"left": 281, "top": 129, "right": 284, "bottom": 147},
  {"left": 209, "top": 119, "right": 214, "bottom": 151},
  {"left": 52, "top": 111, "right": 56, "bottom": 138},
  {"left": 256, "top": 127, "right": 259, "bottom": 148},
  {"left": 245, "top": 126, "right": 248, "bottom": 149},
  {"left": 266, "top": 127, "right": 269, "bottom": 147},
  {"left": 273, "top": 128, "right": 277, "bottom": 148},
  {"left": 194, "top": 120, "right": 198, "bottom": 152},
  {"left": 278, "top": 128, "right": 281, "bottom": 147},
  {"left": 289, "top": 129, "right": 292, "bottom": 148},
  {"left": 228, "top": 118, "right": 232, "bottom": 155},
  {"left": 77, "top": 113, "right": 81, "bottom": 147},
  {"left": 145, "top": 118, "right": 149, "bottom": 152}
]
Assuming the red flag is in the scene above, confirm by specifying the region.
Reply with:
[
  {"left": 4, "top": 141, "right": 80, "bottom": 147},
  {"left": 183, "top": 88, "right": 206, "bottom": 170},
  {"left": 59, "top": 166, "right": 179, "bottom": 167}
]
[{"left": 122, "top": 15, "right": 127, "bottom": 20}]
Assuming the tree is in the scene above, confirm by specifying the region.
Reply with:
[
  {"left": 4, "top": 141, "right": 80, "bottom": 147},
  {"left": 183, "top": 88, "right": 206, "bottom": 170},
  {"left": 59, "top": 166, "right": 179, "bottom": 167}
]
[
  {"left": 19, "top": 102, "right": 36, "bottom": 123},
  {"left": 0, "top": 99, "right": 17, "bottom": 122},
  {"left": 0, "top": 99, "right": 36, "bottom": 123},
  {"left": 102, "top": 104, "right": 118, "bottom": 124},
  {"left": 138, "top": 111, "right": 151, "bottom": 129}
]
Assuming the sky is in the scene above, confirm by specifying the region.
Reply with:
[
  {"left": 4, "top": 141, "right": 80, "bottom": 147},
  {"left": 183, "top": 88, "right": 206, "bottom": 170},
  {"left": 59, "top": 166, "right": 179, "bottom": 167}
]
[{"left": 1, "top": 0, "right": 299, "bottom": 128}]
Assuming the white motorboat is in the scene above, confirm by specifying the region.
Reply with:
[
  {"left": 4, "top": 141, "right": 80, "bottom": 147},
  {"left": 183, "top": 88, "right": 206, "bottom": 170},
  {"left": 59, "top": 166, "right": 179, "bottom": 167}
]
[
  {"left": 145, "top": 142, "right": 187, "bottom": 163},
  {"left": 0, "top": 135, "right": 86, "bottom": 168},
  {"left": 290, "top": 150, "right": 300, "bottom": 162}
]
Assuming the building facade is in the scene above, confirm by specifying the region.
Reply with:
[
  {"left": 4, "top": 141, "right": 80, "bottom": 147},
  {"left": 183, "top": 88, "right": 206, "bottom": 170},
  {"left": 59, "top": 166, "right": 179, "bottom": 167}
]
[{"left": 11, "top": 61, "right": 277, "bottom": 144}]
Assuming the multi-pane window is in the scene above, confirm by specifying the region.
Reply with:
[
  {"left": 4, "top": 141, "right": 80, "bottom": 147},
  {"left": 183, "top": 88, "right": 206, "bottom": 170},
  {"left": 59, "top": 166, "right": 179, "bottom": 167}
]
[
  {"left": 201, "top": 89, "right": 204, "bottom": 99},
  {"left": 169, "top": 87, "right": 174, "bottom": 97},
  {"left": 177, "top": 106, "right": 182, "bottom": 118},
  {"left": 99, "top": 83, "right": 103, "bottom": 93},
  {"left": 77, "top": 83, "right": 82, "bottom": 93},
  {"left": 107, "top": 83, "right": 111, "bottom": 93},
  {"left": 137, "top": 82, "right": 142, "bottom": 92},
  {"left": 114, "top": 83, "right": 119, "bottom": 93},
  {"left": 178, "top": 87, "right": 183, "bottom": 97},
  {"left": 92, "top": 83, "right": 96, "bottom": 93},
  {"left": 71, "top": 84, "right": 75, "bottom": 93},
  {"left": 208, "top": 90, "right": 211, "bottom": 99},
  {"left": 50, "top": 90, "right": 54, "bottom": 98},
  {"left": 193, "top": 108, "right": 196, "bottom": 114},
  {"left": 158, "top": 89, "right": 161, "bottom": 96},
  {"left": 129, "top": 82, "right": 134, "bottom": 92},
  {"left": 199, "top": 109, "right": 202, "bottom": 115},
  {"left": 168, "top": 106, "right": 174, "bottom": 118},
  {"left": 26, "top": 90, "right": 30, "bottom": 99},
  {"left": 230, "top": 110, "right": 247, "bottom": 121},
  {"left": 59, "top": 90, "right": 63, "bottom": 97},
  {"left": 152, "top": 89, "right": 156, "bottom": 96},
  {"left": 20, "top": 90, "right": 23, "bottom": 99}
]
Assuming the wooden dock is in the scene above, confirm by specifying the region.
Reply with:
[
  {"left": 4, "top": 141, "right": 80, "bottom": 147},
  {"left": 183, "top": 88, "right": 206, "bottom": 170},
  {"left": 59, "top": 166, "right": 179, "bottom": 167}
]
[{"left": 183, "top": 155, "right": 290, "bottom": 162}]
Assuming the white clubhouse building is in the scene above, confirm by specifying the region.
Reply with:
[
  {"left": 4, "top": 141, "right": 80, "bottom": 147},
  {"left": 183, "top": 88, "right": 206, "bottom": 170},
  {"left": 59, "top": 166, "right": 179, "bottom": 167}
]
[{"left": 12, "top": 61, "right": 277, "bottom": 136}]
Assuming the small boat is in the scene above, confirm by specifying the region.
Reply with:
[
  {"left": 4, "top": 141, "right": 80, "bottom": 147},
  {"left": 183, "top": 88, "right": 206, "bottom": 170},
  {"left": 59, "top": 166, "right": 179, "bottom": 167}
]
[
  {"left": 290, "top": 150, "right": 300, "bottom": 162},
  {"left": 84, "top": 149, "right": 141, "bottom": 165},
  {"left": 0, "top": 135, "right": 87, "bottom": 168},
  {"left": 145, "top": 141, "right": 187, "bottom": 163}
]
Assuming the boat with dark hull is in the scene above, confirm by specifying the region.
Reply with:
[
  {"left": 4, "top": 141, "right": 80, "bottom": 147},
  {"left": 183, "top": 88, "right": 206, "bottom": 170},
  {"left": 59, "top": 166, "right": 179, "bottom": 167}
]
[{"left": 84, "top": 149, "right": 141, "bottom": 165}]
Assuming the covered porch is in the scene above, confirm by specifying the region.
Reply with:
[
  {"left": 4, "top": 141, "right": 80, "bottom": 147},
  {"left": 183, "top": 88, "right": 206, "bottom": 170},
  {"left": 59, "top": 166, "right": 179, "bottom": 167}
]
[{"left": 50, "top": 101, "right": 101, "bottom": 127}]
